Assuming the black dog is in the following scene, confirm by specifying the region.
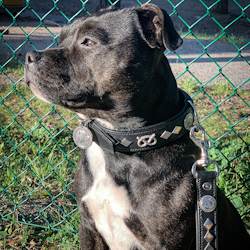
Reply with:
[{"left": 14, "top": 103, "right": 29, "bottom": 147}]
[{"left": 24, "top": 4, "right": 250, "bottom": 250}]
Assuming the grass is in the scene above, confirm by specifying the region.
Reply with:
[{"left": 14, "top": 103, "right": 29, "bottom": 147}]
[
  {"left": 0, "top": 66, "right": 250, "bottom": 248},
  {"left": 178, "top": 26, "right": 248, "bottom": 45},
  {"left": 178, "top": 77, "right": 250, "bottom": 143},
  {"left": 0, "top": 215, "right": 80, "bottom": 249},
  {"left": 0, "top": 68, "right": 82, "bottom": 249},
  {"left": 0, "top": 55, "right": 25, "bottom": 75}
]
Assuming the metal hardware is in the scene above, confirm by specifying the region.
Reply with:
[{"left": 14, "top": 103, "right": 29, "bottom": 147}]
[
  {"left": 189, "top": 102, "right": 219, "bottom": 250},
  {"left": 136, "top": 133, "right": 157, "bottom": 148},
  {"left": 190, "top": 125, "right": 220, "bottom": 177},
  {"left": 190, "top": 125, "right": 210, "bottom": 166},
  {"left": 204, "top": 244, "right": 214, "bottom": 250},
  {"left": 73, "top": 118, "right": 93, "bottom": 149},
  {"left": 160, "top": 130, "right": 172, "bottom": 140},
  {"left": 184, "top": 112, "right": 194, "bottom": 130},
  {"left": 78, "top": 117, "right": 91, "bottom": 127},
  {"left": 202, "top": 182, "right": 212, "bottom": 191},
  {"left": 199, "top": 195, "right": 217, "bottom": 213},
  {"left": 204, "top": 218, "right": 214, "bottom": 231},
  {"left": 73, "top": 126, "right": 93, "bottom": 149},
  {"left": 120, "top": 138, "right": 133, "bottom": 147},
  {"left": 204, "top": 231, "right": 214, "bottom": 243},
  {"left": 188, "top": 100, "right": 200, "bottom": 131},
  {"left": 160, "top": 126, "right": 183, "bottom": 140},
  {"left": 172, "top": 126, "right": 182, "bottom": 134}
]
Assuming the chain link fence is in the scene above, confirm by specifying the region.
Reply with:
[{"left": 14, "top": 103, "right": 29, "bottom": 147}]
[{"left": 0, "top": 0, "right": 249, "bottom": 234}]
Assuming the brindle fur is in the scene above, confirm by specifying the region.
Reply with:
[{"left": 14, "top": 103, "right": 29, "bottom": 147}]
[{"left": 25, "top": 4, "right": 250, "bottom": 250}]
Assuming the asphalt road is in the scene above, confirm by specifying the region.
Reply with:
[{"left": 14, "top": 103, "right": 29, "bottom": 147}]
[{"left": 167, "top": 38, "right": 250, "bottom": 89}]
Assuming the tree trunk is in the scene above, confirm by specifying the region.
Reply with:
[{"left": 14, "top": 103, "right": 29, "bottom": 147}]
[
  {"left": 96, "top": 0, "right": 120, "bottom": 11},
  {"left": 216, "top": 0, "right": 229, "bottom": 14}
]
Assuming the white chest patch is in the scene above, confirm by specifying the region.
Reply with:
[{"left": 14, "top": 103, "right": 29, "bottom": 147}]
[{"left": 81, "top": 142, "right": 145, "bottom": 250}]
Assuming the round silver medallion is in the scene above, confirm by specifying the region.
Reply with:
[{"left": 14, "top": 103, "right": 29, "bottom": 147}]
[
  {"left": 184, "top": 112, "right": 194, "bottom": 130},
  {"left": 73, "top": 126, "right": 93, "bottom": 149},
  {"left": 199, "top": 195, "right": 217, "bottom": 213}
]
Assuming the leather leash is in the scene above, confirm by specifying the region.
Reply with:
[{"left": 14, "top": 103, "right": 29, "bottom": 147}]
[{"left": 189, "top": 101, "right": 220, "bottom": 250}]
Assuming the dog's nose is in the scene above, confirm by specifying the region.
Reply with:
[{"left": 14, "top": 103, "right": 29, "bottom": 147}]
[{"left": 25, "top": 51, "right": 42, "bottom": 64}]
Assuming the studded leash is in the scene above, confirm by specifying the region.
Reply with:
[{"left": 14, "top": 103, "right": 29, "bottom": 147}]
[{"left": 189, "top": 101, "right": 220, "bottom": 250}]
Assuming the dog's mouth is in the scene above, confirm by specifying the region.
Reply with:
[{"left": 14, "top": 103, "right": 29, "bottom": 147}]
[
  {"left": 28, "top": 82, "right": 52, "bottom": 104},
  {"left": 27, "top": 81, "right": 88, "bottom": 108},
  {"left": 61, "top": 96, "right": 87, "bottom": 108},
  {"left": 26, "top": 78, "right": 114, "bottom": 111}
]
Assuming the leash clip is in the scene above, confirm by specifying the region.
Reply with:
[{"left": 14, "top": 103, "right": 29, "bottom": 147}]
[
  {"left": 189, "top": 123, "right": 220, "bottom": 178},
  {"left": 77, "top": 117, "right": 91, "bottom": 127},
  {"left": 190, "top": 125, "right": 211, "bottom": 167}
]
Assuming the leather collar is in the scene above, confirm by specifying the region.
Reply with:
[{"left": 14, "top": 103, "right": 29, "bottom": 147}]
[{"left": 79, "top": 89, "right": 194, "bottom": 153}]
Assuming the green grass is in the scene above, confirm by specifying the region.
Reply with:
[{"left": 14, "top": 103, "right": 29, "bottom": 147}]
[
  {"left": 0, "top": 70, "right": 250, "bottom": 248},
  {"left": 0, "top": 55, "right": 25, "bottom": 75},
  {"left": 178, "top": 26, "right": 248, "bottom": 45},
  {"left": 3, "top": 65, "right": 24, "bottom": 76},
  {"left": 0, "top": 73, "right": 82, "bottom": 248},
  {"left": 178, "top": 78, "right": 250, "bottom": 142},
  {"left": 208, "top": 139, "right": 250, "bottom": 225},
  {"left": 0, "top": 215, "right": 81, "bottom": 249}
]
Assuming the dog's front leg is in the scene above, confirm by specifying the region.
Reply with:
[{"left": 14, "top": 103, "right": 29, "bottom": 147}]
[
  {"left": 79, "top": 223, "right": 110, "bottom": 250},
  {"left": 78, "top": 202, "right": 110, "bottom": 250}
]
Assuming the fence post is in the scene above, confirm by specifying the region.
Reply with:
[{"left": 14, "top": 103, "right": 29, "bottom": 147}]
[{"left": 216, "top": 0, "right": 229, "bottom": 14}]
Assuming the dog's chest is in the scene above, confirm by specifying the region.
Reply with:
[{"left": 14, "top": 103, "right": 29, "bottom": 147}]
[{"left": 81, "top": 143, "right": 144, "bottom": 250}]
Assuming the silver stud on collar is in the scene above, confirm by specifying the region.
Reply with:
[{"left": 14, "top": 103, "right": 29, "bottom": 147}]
[
  {"left": 160, "top": 130, "right": 172, "bottom": 140},
  {"left": 203, "top": 218, "right": 215, "bottom": 250},
  {"left": 160, "top": 126, "right": 182, "bottom": 141},
  {"left": 172, "top": 126, "right": 182, "bottom": 134},
  {"left": 184, "top": 112, "right": 194, "bottom": 130},
  {"left": 136, "top": 133, "right": 157, "bottom": 148},
  {"left": 202, "top": 182, "right": 212, "bottom": 191},
  {"left": 120, "top": 138, "right": 133, "bottom": 147}
]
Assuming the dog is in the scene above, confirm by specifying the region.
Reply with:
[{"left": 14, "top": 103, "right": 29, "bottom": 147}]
[{"left": 24, "top": 4, "right": 250, "bottom": 250}]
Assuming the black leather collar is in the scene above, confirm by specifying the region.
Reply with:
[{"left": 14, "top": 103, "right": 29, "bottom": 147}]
[{"left": 81, "top": 89, "right": 194, "bottom": 153}]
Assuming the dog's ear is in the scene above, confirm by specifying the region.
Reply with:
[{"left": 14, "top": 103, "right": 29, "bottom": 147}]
[{"left": 137, "top": 4, "right": 183, "bottom": 51}]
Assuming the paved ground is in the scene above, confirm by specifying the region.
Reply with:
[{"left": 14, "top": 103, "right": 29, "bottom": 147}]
[
  {"left": 168, "top": 39, "right": 250, "bottom": 89},
  {"left": 0, "top": 0, "right": 250, "bottom": 89}
]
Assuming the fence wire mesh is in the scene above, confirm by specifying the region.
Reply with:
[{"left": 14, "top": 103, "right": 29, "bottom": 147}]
[{"left": 0, "top": 0, "right": 249, "bottom": 234}]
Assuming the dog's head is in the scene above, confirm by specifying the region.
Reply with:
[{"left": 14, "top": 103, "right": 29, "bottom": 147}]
[{"left": 24, "top": 4, "right": 182, "bottom": 126}]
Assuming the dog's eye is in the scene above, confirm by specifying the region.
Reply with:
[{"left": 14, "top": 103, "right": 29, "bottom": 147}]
[{"left": 82, "top": 39, "right": 96, "bottom": 47}]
